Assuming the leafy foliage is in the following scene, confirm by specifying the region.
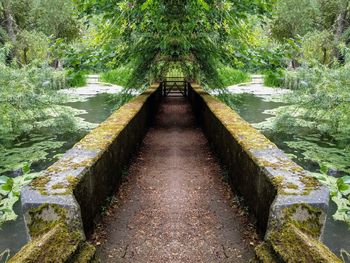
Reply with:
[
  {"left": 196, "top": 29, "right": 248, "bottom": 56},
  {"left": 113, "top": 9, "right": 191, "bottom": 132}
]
[
  {"left": 270, "top": 0, "right": 321, "bottom": 41},
  {"left": 269, "top": 0, "right": 350, "bottom": 66},
  {"left": 0, "top": 139, "right": 66, "bottom": 175},
  {"left": 285, "top": 140, "right": 350, "bottom": 175},
  {"left": 217, "top": 67, "right": 251, "bottom": 87},
  {"left": 0, "top": 46, "right": 78, "bottom": 143},
  {"left": 277, "top": 64, "right": 350, "bottom": 137},
  {"left": 66, "top": 70, "right": 87, "bottom": 87},
  {"left": 0, "top": 0, "right": 80, "bottom": 65},
  {"left": 73, "top": 0, "right": 275, "bottom": 87},
  {"left": 0, "top": 164, "right": 40, "bottom": 227},
  {"left": 100, "top": 67, "right": 133, "bottom": 87},
  {"left": 263, "top": 69, "right": 285, "bottom": 87},
  {"left": 312, "top": 165, "right": 350, "bottom": 226},
  {"left": 108, "top": 91, "right": 135, "bottom": 111}
]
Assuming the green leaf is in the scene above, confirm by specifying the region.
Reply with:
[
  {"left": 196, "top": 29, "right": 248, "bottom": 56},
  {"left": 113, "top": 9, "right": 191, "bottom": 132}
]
[
  {"left": 337, "top": 178, "right": 349, "bottom": 192},
  {"left": 342, "top": 176, "right": 350, "bottom": 184},
  {"left": 198, "top": 0, "right": 209, "bottom": 10},
  {"left": 141, "top": 0, "right": 153, "bottom": 10},
  {"left": 1, "top": 179, "right": 14, "bottom": 192},
  {"left": 22, "top": 163, "right": 31, "bottom": 174},
  {"left": 0, "top": 176, "right": 10, "bottom": 184},
  {"left": 319, "top": 164, "right": 328, "bottom": 175}
]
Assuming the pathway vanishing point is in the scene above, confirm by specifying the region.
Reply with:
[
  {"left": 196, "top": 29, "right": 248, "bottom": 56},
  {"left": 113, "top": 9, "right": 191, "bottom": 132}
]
[{"left": 92, "top": 96, "right": 259, "bottom": 263}]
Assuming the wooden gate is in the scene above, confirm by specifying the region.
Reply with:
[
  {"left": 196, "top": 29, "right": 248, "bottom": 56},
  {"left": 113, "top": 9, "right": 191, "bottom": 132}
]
[{"left": 162, "top": 77, "right": 188, "bottom": 97}]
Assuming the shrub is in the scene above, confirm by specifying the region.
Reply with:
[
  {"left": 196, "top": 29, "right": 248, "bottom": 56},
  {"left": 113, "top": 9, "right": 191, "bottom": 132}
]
[
  {"left": 0, "top": 45, "right": 76, "bottom": 142},
  {"left": 263, "top": 69, "right": 285, "bottom": 87},
  {"left": 100, "top": 67, "right": 133, "bottom": 87},
  {"left": 217, "top": 67, "right": 251, "bottom": 87},
  {"left": 66, "top": 70, "right": 87, "bottom": 87}
]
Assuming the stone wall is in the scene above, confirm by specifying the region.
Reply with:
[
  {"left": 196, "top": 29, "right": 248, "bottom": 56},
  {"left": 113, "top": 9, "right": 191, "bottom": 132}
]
[
  {"left": 11, "top": 84, "right": 162, "bottom": 262},
  {"left": 12, "top": 82, "right": 341, "bottom": 262},
  {"left": 188, "top": 83, "right": 341, "bottom": 262}
]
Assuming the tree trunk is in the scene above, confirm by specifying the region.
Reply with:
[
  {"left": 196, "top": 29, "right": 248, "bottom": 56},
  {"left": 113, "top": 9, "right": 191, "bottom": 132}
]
[
  {"left": 334, "top": 5, "right": 349, "bottom": 63},
  {"left": 322, "top": 47, "right": 328, "bottom": 65},
  {"left": 23, "top": 47, "right": 28, "bottom": 65},
  {"left": 3, "top": 10, "right": 16, "bottom": 44},
  {"left": 2, "top": 2, "right": 18, "bottom": 62}
]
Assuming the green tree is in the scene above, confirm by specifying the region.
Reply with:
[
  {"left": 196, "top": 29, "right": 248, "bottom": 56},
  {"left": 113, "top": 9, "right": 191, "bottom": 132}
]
[
  {"left": 271, "top": 0, "right": 321, "bottom": 41},
  {"left": 74, "top": 0, "right": 274, "bottom": 87},
  {"left": 0, "top": 0, "right": 80, "bottom": 65},
  {"left": 270, "top": 0, "right": 350, "bottom": 66}
]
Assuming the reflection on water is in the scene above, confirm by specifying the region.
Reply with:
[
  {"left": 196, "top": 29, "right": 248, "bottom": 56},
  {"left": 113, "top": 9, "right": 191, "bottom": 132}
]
[
  {"left": 0, "top": 93, "right": 120, "bottom": 259},
  {"left": 1, "top": 91, "right": 349, "bottom": 260},
  {"left": 0, "top": 202, "right": 27, "bottom": 262},
  {"left": 323, "top": 201, "right": 350, "bottom": 262},
  {"left": 64, "top": 93, "right": 121, "bottom": 124},
  {"left": 226, "top": 92, "right": 350, "bottom": 259}
]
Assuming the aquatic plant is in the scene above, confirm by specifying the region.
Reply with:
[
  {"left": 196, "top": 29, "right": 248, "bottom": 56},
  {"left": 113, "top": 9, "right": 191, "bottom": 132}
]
[
  {"left": 312, "top": 165, "right": 350, "bottom": 226},
  {"left": 0, "top": 249, "right": 10, "bottom": 263},
  {"left": 218, "top": 91, "right": 350, "bottom": 227},
  {"left": 0, "top": 164, "right": 41, "bottom": 227}
]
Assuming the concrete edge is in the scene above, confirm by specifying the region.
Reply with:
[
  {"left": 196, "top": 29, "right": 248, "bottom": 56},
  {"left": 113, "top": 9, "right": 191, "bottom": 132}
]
[
  {"left": 188, "top": 83, "right": 339, "bottom": 262},
  {"left": 13, "top": 83, "right": 162, "bottom": 262}
]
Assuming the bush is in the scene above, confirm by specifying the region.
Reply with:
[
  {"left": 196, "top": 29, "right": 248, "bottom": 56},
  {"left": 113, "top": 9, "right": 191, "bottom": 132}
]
[
  {"left": 100, "top": 67, "right": 133, "bottom": 87},
  {"left": 66, "top": 70, "right": 87, "bottom": 87},
  {"left": 217, "top": 67, "right": 251, "bottom": 87},
  {"left": 263, "top": 69, "right": 285, "bottom": 87},
  {"left": 0, "top": 44, "right": 78, "bottom": 141}
]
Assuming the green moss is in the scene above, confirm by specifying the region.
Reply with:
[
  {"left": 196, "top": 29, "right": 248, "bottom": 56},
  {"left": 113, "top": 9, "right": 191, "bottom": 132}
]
[
  {"left": 75, "top": 86, "right": 159, "bottom": 151},
  {"left": 28, "top": 204, "right": 67, "bottom": 238},
  {"left": 8, "top": 223, "right": 82, "bottom": 263},
  {"left": 52, "top": 183, "right": 66, "bottom": 189},
  {"left": 71, "top": 243, "right": 96, "bottom": 263},
  {"left": 286, "top": 182, "right": 299, "bottom": 189},
  {"left": 31, "top": 176, "right": 50, "bottom": 195},
  {"left": 282, "top": 203, "right": 323, "bottom": 238},
  {"left": 67, "top": 175, "right": 79, "bottom": 188},
  {"left": 271, "top": 175, "right": 284, "bottom": 188},
  {"left": 193, "top": 85, "right": 325, "bottom": 197},
  {"left": 47, "top": 156, "right": 96, "bottom": 175},
  {"left": 300, "top": 175, "right": 321, "bottom": 189},
  {"left": 254, "top": 243, "right": 279, "bottom": 263},
  {"left": 27, "top": 85, "right": 160, "bottom": 197},
  {"left": 268, "top": 223, "right": 341, "bottom": 262}
]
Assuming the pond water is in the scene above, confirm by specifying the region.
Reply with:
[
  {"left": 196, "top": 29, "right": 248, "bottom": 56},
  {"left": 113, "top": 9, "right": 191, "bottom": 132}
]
[
  {"left": 221, "top": 91, "right": 350, "bottom": 260},
  {"left": 1, "top": 87, "right": 349, "bottom": 261},
  {"left": 0, "top": 92, "right": 123, "bottom": 261}
]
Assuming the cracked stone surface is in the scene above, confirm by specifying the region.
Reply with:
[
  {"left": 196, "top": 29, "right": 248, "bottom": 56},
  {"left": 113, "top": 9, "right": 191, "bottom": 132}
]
[{"left": 92, "top": 97, "right": 259, "bottom": 262}]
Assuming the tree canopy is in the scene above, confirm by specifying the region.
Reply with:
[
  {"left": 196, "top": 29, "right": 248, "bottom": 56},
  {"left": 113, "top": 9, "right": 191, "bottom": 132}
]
[{"left": 75, "top": 0, "right": 274, "bottom": 86}]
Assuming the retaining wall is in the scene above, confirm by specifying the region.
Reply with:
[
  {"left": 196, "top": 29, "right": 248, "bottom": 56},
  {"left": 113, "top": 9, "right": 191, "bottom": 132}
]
[
  {"left": 11, "top": 82, "right": 341, "bottom": 262},
  {"left": 188, "top": 83, "right": 341, "bottom": 262},
  {"left": 11, "top": 84, "right": 162, "bottom": 262}
]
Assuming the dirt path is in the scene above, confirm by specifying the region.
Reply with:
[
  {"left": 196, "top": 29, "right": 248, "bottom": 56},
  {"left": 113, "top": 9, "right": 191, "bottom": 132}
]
[{"left": 91, "top": 97, "right": 259, "bottom": 262}]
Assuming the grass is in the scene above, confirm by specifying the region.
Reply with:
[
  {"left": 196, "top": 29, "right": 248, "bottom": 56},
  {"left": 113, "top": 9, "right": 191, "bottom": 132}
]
[
  {"left": 217, "top": 67, "right": 251, "bottom": 87},
  {"left": 100, "top": 67, "right": 132, "bottom": 87},
  {"left": 263, "top": 69, "right": 285, "bottom": 87},
  {"left": 66, "top": 70, "right": 87, "bottom": 87}
]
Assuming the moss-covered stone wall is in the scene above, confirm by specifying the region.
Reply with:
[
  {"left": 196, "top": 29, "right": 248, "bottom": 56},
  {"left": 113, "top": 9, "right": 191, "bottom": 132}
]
[
  {"left": 188, "top": 84, "right": 341, "bottom": 262},
  {"left": 13, "top": 83, "right": 340, "bottom": 262},
  {"left": 14, "top": 84, "right": 162, "bottom": 262}
]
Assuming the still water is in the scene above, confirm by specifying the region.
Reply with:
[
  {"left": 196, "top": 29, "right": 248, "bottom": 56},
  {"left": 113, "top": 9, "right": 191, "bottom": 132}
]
[
  {"left": 1, "top": 90, "right": 349, "bottom": 261},
  {"left": 223, "top": 92, "right": 350, "bottom": 260},
  {"left": 0, "top": 93, "right": 121, "bottom": 260}
]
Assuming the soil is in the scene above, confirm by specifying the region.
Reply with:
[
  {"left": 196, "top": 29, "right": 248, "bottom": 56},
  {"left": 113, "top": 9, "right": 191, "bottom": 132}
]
[{"left": 91, "top": 97, "right": 260, "bottom": 263}]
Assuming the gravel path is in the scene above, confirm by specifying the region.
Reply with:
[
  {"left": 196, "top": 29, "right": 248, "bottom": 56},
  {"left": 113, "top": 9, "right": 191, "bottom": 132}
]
[{"left": 91, "top": 97, "right": 259, "bottom": 262}]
